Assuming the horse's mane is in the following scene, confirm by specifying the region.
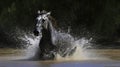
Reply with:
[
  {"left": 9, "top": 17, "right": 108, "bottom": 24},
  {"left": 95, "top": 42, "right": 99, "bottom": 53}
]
[{"left": 48, "top": 16, "right": 58, "bottom": 29}]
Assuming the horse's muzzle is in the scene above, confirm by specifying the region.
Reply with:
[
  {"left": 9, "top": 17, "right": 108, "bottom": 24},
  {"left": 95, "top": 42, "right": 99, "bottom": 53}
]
[{"left": 33, "top": 30, "right": 39, "bottom": 36}]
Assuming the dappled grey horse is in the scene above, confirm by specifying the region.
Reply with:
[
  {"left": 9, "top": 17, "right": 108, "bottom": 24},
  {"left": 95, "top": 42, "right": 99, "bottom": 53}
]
[{"left": 33, "top": 10, "right": 76, "bottom": 60}]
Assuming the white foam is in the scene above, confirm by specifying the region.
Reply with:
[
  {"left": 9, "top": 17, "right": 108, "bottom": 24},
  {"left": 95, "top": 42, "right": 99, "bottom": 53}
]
[{"left": 14, "top": 28, "right": 108, "bottom": 61}]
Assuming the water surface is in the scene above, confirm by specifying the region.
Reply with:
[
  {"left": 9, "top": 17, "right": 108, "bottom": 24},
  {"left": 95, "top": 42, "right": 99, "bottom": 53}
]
[{"left": 0, "top": 49, "right": 120, "bottom": 67}]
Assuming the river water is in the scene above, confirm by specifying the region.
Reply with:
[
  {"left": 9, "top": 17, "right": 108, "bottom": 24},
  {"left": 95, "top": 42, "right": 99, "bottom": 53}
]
[
  {"left": 0, "top": 29, "right": 120, "bottom": 67},
  {"left": 0, "top": 48, "right": 120, "bottom": 67}
]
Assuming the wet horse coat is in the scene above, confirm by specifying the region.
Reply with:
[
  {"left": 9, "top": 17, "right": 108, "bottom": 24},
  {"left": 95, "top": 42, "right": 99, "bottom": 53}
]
[
  {"left": 39, "top": 21, "right": 57, "bottom": 60},
  {"left": 33, "top": 10, "right": 76, "bottom": 60}
]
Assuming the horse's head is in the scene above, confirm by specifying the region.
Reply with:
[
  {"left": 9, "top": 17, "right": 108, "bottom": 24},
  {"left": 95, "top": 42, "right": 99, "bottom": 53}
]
[{"left": 33, "top": 10, "right": 51, "bottom": 36}]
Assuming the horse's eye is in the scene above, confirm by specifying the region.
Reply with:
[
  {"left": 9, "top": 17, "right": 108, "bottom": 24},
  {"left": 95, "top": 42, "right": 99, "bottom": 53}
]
[{"left": 43, "top": 16, "right": 46, "bottom": 19}]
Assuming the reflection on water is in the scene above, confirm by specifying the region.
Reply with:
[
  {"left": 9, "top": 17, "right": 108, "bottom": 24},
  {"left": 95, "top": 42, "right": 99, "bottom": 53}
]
[
  {"left": 0, "top": 60, "right": 119, "bottom": 67},
  {"left": 0, "top": 49, "right": 120, "bottom": 60}
]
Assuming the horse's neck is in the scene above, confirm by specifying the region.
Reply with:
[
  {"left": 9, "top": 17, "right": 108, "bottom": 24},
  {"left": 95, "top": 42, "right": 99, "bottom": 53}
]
[
  {"left": 41, "top": 22, "right": 52, "bottom": 42},
  {"left": 48, "top": 21, "right": 56, "bottom": 33},
  {"left": 41, "top": 21, "right": 54, "bottom": 37},
  {"left": 47, "top": 20, "right": 57, "bottom": 45}
]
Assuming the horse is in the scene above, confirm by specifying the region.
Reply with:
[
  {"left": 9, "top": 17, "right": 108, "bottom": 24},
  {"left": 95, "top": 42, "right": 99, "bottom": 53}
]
[{"left": 33, "top": 10, "right": 76, "bottom": 60}]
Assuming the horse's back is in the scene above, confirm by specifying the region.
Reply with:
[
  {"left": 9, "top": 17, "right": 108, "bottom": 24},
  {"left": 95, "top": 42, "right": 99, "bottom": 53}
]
[{"left": 54, "top": 32, "right": 76, "bottom": 57}]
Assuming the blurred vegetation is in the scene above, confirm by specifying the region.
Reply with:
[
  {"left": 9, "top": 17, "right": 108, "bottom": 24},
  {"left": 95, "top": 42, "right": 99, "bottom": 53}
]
[{"left": 0, "top": 0, "right": 120, "bottom": 48}]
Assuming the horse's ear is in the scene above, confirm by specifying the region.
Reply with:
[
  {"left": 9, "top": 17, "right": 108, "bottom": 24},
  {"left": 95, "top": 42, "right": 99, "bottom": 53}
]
[
  {"left": 38, "top": 10, "right": 40, "bottom": 14},
  {"left": 47, "top": 12, "right": 51, "bottom": 15}
]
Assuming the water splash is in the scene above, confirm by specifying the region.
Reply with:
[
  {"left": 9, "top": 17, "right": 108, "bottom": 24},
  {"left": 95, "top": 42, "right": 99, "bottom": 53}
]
[
  {"left": 55, "top": 37, "right": 93, "bottom": 61},
  {"left": 13, "top": 28, "right": 107, "bottom": 61},
  {"left": 21, "top": 36, "right": 41, "bottom": 58}
]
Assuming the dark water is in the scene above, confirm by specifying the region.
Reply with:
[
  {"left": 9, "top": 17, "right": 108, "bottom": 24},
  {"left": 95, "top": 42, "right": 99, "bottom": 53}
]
[{"left": 0, "top": 61, "right": 120, "bottom": 67}]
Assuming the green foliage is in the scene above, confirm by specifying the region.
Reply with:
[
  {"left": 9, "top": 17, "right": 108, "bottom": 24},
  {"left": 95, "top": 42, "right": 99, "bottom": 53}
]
[{"left": 0, "top": 0, "right": 120, "bottom": 38}]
